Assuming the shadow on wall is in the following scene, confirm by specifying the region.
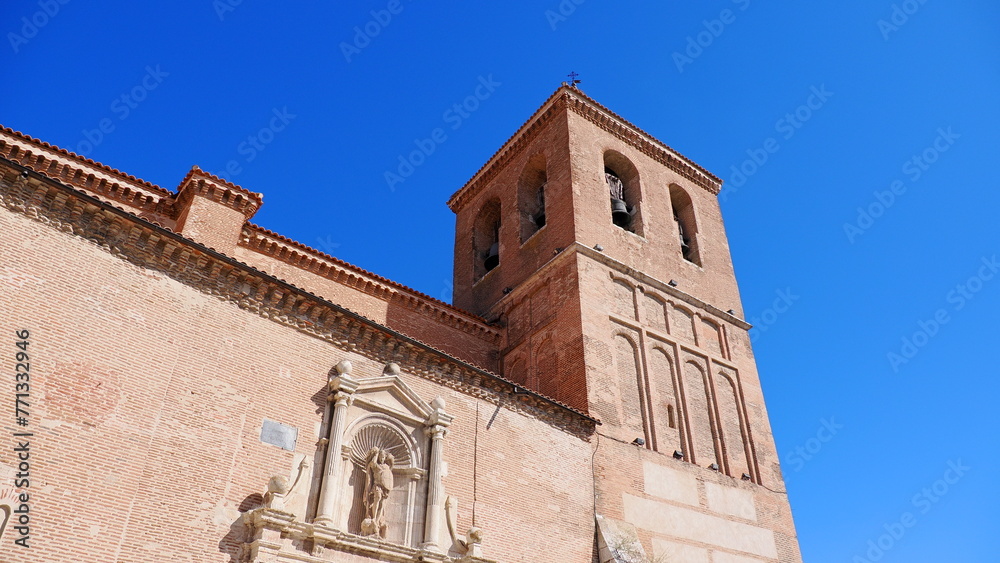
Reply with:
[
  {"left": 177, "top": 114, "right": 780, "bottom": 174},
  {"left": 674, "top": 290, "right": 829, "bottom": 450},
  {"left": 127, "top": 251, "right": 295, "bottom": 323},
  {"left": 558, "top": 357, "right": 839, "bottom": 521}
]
[{"left": 218, "top": 493, "right": 265, "bottom": 563}]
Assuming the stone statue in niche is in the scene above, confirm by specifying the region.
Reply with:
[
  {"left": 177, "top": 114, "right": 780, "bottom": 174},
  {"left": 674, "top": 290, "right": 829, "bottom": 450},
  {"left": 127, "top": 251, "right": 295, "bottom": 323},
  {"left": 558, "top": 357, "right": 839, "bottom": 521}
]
[{"left": 361, "top": 447, "right": 395, "bottom": 538}]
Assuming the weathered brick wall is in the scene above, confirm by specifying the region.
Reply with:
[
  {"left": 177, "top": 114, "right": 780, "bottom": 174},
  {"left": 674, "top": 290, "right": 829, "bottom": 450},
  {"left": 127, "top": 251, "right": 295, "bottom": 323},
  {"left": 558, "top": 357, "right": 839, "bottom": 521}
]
[
  {"left": 493, "top": 254, "right": 589, "bottom": 411},
  {"left": 0, "top": 190, "right": 594, "bottom": 562}
]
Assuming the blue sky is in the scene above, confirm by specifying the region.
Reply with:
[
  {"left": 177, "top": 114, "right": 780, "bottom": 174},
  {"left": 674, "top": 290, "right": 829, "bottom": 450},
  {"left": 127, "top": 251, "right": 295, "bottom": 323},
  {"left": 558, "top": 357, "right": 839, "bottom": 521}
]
[{"left": 2, "top": 1, "right": 998, "bottom": 561}]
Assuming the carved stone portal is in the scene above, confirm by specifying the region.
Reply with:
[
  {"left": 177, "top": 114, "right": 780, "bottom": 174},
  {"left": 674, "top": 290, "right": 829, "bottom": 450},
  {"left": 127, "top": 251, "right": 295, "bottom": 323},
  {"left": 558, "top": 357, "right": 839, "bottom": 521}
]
[
  {"left": 312, "top": 362, "right": 453, "bottom": 552},
  {"left": 242, "top": 362, "right": 497, "bottom": 563}
]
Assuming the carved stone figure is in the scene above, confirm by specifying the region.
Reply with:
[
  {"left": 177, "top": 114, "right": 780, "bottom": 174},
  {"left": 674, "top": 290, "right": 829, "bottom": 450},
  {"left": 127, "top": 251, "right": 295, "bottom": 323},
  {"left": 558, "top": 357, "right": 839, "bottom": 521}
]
[{"left": 361, "top": 447, "right": 395, "bottom": 538}]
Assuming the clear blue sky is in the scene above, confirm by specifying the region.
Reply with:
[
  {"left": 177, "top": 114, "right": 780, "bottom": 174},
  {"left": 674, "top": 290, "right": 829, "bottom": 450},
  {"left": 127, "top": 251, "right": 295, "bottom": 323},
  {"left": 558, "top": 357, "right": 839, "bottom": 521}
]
[{"left": 2, "top": 1, "right": 998, "bottom": 561}]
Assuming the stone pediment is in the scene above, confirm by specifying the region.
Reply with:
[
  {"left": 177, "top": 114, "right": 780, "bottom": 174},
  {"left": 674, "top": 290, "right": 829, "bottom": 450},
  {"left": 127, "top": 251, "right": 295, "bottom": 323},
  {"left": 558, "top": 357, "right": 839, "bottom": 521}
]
[{"left": 351, "top": 373, "right": 436, "bottom": 427}]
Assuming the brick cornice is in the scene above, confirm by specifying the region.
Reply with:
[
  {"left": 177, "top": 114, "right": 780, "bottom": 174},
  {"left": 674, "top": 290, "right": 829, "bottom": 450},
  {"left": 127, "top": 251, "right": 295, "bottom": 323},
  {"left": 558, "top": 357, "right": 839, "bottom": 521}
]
[
  {"left": 0, "top": 126, "right": 176, "bottom": 222},
  {"left": 0, "top": 126, "right": 493, "bottom": 344},
  {"left": 447, "top": 86, "right": 723, "bottom": 213},
  {"left": 176, "top": 166, "right": 263, "bottom": 219},
  {"left": 562, "top": 89, "right": 722, "bottom": 194},
  {"left": 0, "top": 159, "right": 596, "bottom": 436},
  {"left": 241, "top": 224, "right": 502, "bottom": 343},
  {"left": 447, "top": 89, "right": 567, "bottom": 213}
]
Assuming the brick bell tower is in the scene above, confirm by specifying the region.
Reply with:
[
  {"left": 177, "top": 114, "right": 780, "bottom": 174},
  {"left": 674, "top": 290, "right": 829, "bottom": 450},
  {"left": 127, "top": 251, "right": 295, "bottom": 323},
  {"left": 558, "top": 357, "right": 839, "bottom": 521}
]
[{"left": 448, "top": 86, "right": 802, "bottom": 561}]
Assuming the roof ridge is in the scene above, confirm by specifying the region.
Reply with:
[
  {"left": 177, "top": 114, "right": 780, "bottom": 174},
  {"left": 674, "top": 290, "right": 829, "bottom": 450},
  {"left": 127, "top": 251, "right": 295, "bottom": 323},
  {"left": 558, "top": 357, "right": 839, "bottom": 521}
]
[
  {"left": 178, "top": 165, "right": 263, "bottom": 202},
  {"left": 3, "top": 125, "right": 493, "bottom": 334},
  {"left": 0, "top": 125, "right": 173, "bottom": 196},
  {"left": 243, "top": 223, "right": 497, "bottom": 331}
]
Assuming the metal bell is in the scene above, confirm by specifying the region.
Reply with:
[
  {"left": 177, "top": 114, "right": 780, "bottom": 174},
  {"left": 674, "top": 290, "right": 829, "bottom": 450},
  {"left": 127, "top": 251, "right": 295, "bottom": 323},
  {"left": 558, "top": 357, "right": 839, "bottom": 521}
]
[
  {"left": 484, "top": 242, "right": 499, "bottom": 272},
  {"left": 611, "top": 198, "right": 631, "bottom": 228}
]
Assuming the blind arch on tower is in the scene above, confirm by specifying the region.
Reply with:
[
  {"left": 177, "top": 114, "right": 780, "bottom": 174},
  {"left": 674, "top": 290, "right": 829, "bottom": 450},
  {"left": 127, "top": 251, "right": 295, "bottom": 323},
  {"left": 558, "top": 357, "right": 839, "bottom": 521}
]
[{"left": 681, "top": 360, "right": 717, "bottom": 467}]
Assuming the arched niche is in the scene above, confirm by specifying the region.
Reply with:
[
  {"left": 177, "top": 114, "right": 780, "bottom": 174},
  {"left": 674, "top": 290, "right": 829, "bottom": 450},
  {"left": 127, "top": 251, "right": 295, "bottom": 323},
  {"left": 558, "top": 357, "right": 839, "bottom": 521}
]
[
  {"left": 610, "top": 276, "right": 636, "bottom": 320},
  {"left": 342, "top": 416, "right": 424, "bottom": 546},
  {"left": 681, "top": 360, "right": 717, "bottom": 467}
]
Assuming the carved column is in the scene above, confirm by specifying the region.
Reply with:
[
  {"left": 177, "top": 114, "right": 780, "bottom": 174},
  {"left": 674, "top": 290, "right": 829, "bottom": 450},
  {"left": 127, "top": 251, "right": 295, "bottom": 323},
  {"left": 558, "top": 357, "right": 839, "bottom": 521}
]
[
  {"left": 422, "top": 398, "right": 453, "bottom": 553},
  {"left": 314, "top": 361, "right": 358, "bottom": 527}
]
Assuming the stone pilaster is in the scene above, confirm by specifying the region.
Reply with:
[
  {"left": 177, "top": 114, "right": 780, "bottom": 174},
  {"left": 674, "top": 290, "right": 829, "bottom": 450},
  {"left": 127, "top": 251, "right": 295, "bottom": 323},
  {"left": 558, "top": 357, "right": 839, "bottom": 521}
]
[
  {"left": 313, "top": 361, "right": 358, "bottom": 527},
  {"left": 422, "top": 397, "right": 453, "bottom": 553}
]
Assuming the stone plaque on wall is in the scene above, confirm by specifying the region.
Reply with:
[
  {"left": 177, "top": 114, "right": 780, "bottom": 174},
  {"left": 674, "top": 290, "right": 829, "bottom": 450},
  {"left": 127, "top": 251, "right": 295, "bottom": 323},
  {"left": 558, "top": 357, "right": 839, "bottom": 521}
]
[{"left": 260, "top": 419, "right": 298, "bottom": 451}]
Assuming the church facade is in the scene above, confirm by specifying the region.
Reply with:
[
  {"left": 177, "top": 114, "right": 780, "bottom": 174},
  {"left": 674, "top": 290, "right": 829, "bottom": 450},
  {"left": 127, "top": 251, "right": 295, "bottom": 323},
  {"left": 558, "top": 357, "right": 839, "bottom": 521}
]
[{"left": 0, "top": 86, "right": 803, "bottom": 562}]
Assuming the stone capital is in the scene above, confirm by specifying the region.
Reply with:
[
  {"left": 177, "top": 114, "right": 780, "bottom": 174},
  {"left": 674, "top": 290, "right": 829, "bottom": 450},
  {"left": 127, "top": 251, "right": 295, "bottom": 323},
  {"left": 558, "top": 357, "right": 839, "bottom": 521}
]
[
  {"left": 426, "top": 408, "right": 453, "bottom": 430},
  {"left": 328, "top": 373, "right": 359, "bottom": 395},
  {"left": 424, "top": 424, "right": 449, "bottom": 440}
]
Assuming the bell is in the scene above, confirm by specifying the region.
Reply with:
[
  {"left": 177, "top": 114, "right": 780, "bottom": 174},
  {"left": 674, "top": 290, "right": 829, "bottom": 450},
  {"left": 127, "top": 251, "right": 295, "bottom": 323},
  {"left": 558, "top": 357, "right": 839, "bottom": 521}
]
[
  {"left": 611, "top": 198, "right": 631, "bottom": 228},
  {"left": 533, "top": 211, "right": 546, "bottom": 228},
  {"left": 484, "top": 242, "right": 499, "bottom": 272}
]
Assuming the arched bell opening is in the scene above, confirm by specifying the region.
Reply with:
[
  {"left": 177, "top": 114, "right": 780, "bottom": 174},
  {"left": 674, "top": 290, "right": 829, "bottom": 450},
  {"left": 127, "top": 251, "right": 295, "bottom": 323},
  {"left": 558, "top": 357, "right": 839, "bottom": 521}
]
[
  {"left": 669, "top": 184, "right": 700, "bottom": 265},
  {"left": 603, "top": 151, "right": 642, "bottom": 235},
  {"left": 518, "top": 153, "right": 548, "bottom": 243},
  {"left": 473, "top": 199, "right": 502, "bottom": 280}
]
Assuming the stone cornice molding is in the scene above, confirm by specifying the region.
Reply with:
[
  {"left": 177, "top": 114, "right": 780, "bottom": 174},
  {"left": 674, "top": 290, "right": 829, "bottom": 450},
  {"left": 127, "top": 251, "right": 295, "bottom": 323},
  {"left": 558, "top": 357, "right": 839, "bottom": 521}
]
[
  {"left": 572, "top": 243, "right": 749, "bottom": 329},
  {"left": 447, "top": 86, "right": 723, "bottom": 213},
  {"left": 0, "top": 158, "right": 597, "bottom": 438},
  {"left": 246, "top": 508, "right": 498, "bottom": 563}
]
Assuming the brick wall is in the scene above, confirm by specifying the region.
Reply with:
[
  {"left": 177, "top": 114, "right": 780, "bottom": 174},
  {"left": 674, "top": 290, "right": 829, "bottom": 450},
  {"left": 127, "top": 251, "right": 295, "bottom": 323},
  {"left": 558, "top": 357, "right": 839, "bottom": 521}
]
[{"left": 0, "top": 190, "right": 595, "bottom": 562}]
